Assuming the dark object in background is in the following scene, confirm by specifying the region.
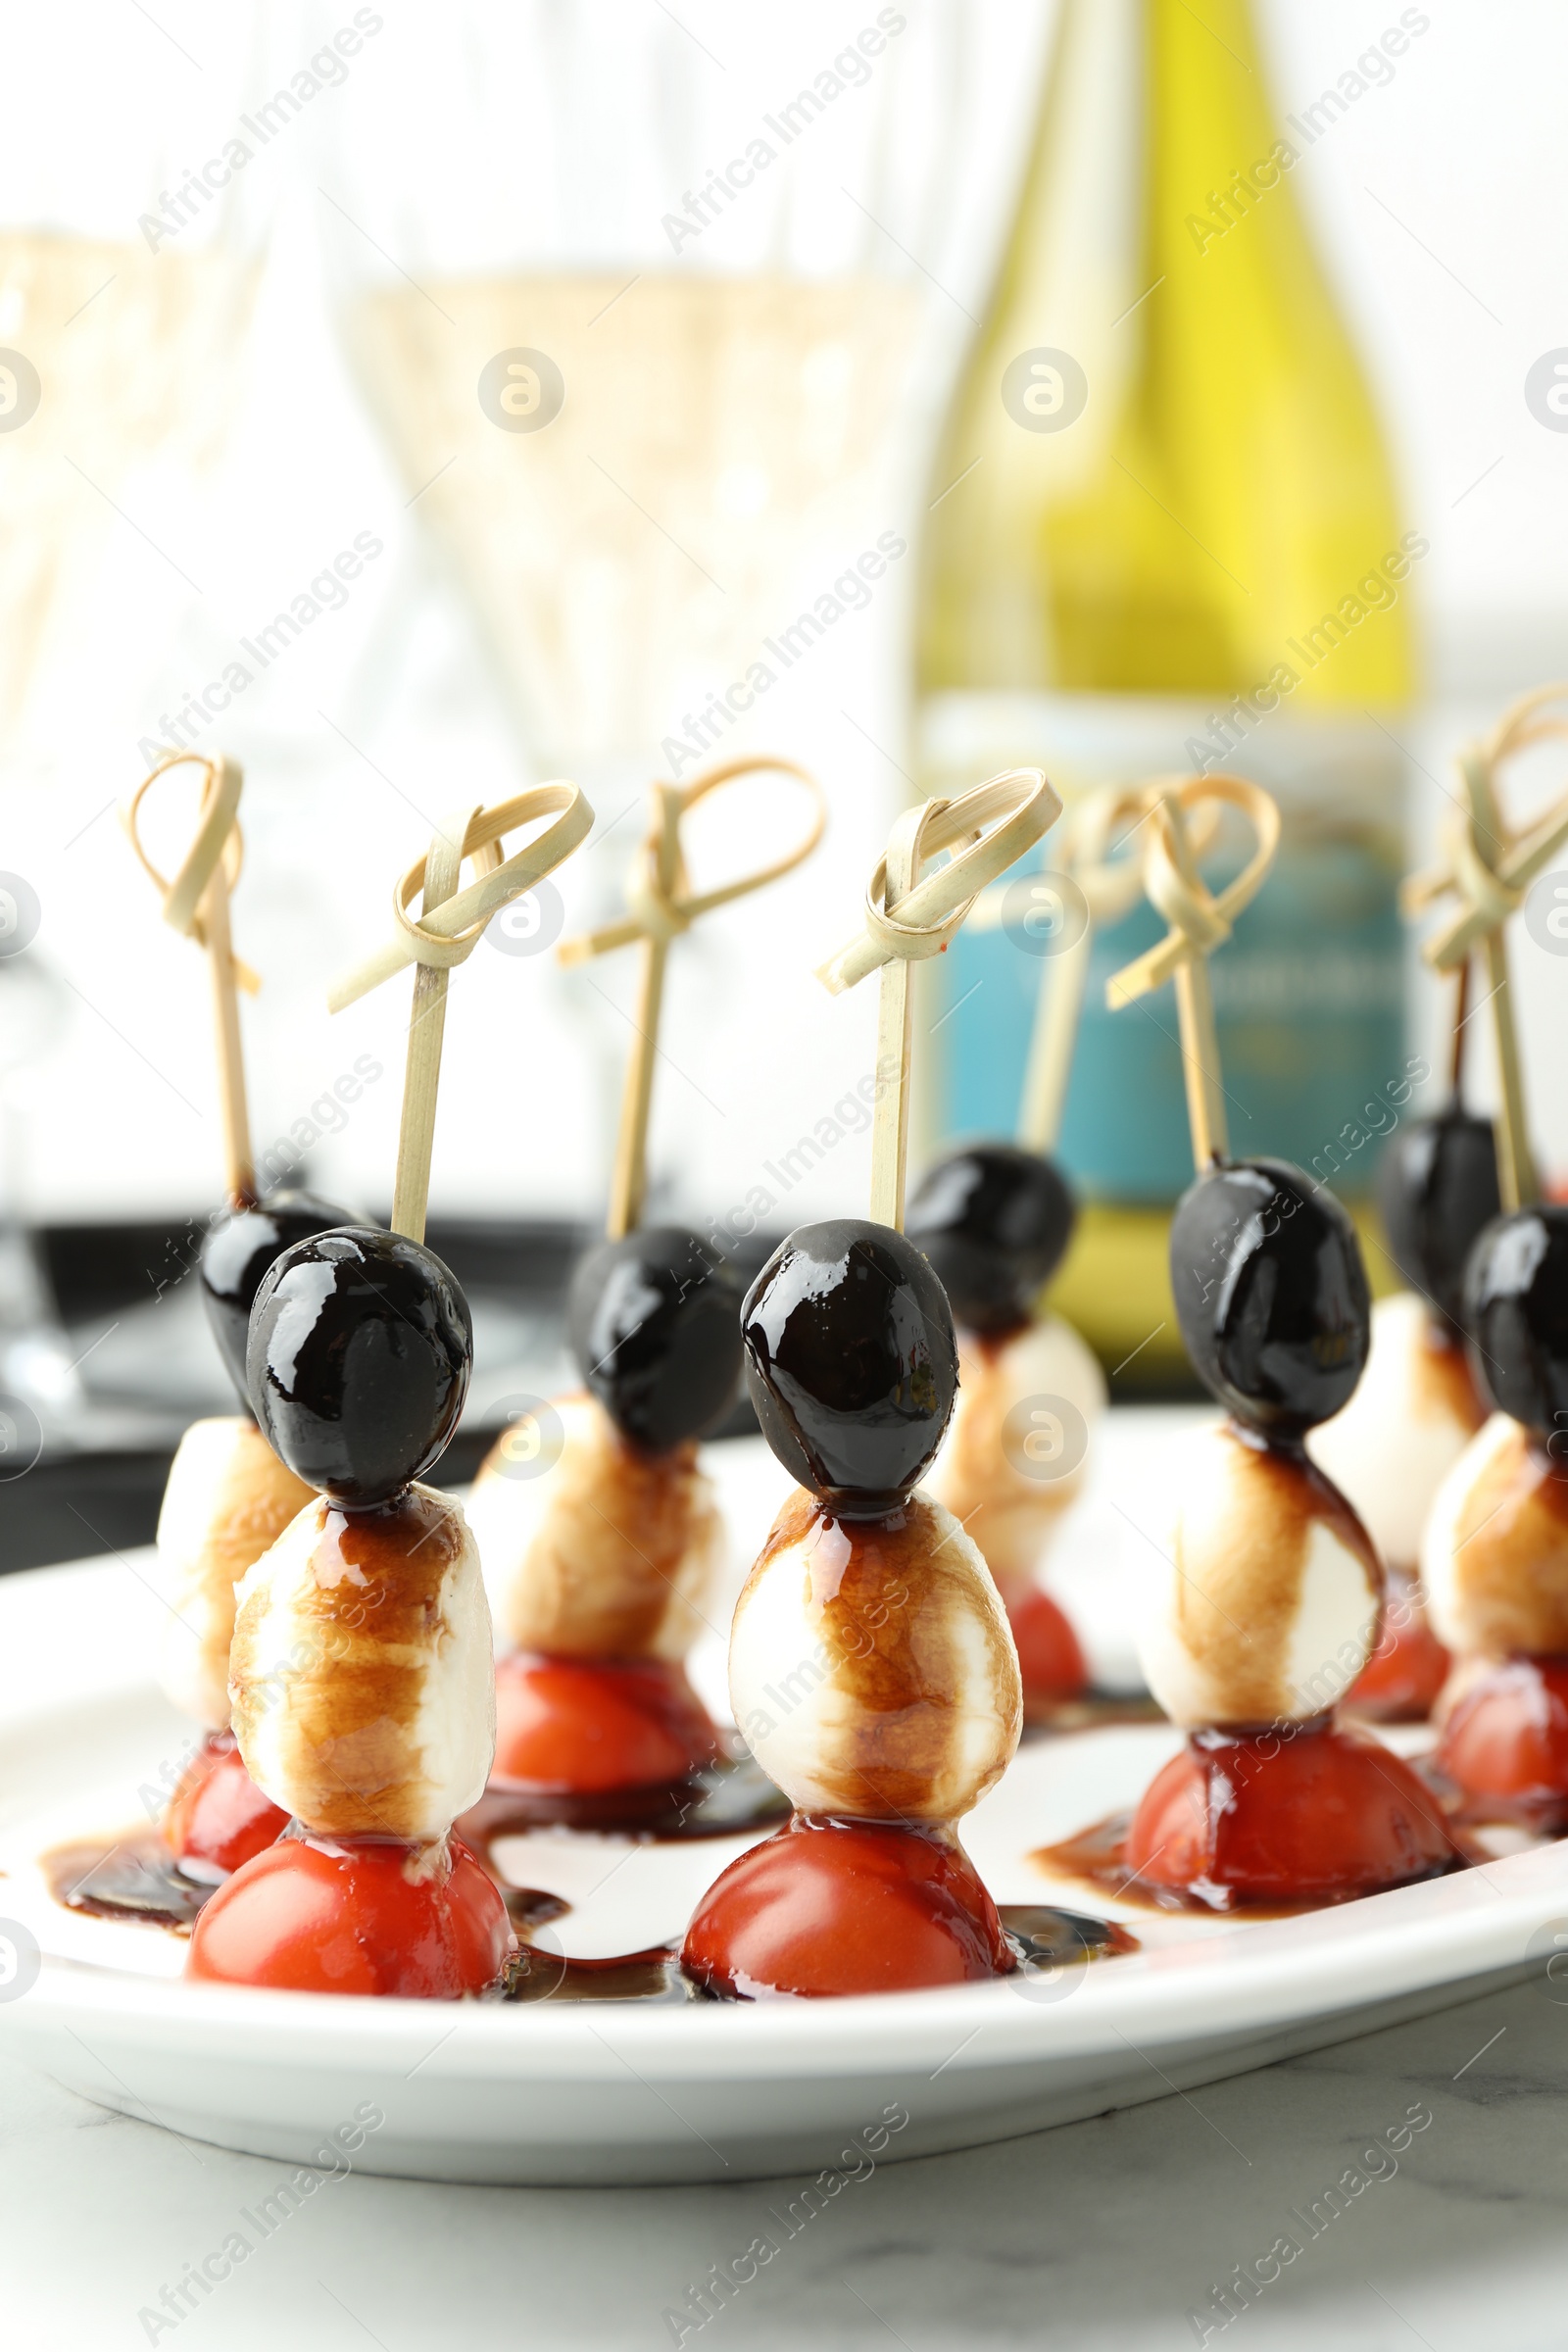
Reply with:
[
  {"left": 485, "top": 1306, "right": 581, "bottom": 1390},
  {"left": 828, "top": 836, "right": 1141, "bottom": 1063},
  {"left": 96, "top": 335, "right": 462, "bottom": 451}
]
[
  {"left": 199, "top": 1188, "right": 360, "bottom": 1406},
  {"left": 568, "top": 1226, "right": 743, "bottom": 1453},
  {"left": 1465, "top": 1203, "right": 1568, "bottom": 1442},
  {"left": 1378, "top": 1107, "right": 1500, "bottom": 1334},
  {"left": 5, "top": 1450, "right": 179, "bottom": 1578},
  {"left": 10, "top": 1217, "right": 584, "bottom": 1575},
  {"left": 1169, "top": 1156, "right": 1371, "bottom": 1437},
  {"left": 248, "top": 1229, "right": 473, "bottom": 1507},
  {"left": 41, "top": 1213, "right": 586, "bottom": 1329},
  {"left": 741, "top": 1218, "right": 958, "bottom": 1516},
  {"left": 906, "top": 1142, "right": 1076, "bottom": 1336}
]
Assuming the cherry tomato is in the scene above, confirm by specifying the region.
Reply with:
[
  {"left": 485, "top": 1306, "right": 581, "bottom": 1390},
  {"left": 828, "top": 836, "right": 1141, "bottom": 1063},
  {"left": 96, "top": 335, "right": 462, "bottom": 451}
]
[
  {"left": 1346, "top": 1571, "right": 1450, "bottom": 1722},
  {"left": 1007, "top": 1588, "right": 1088, "bottom": 1706},
  {"left": 1125, "top": 1719, "right": 1457, "bottom": 1908},
  {"left": 683, "top": 1814, "right": 1012, "bottom": 1997},
  {"left": 493, "top": 1653, "right": 721, "bottom": 1792},
  {"left": 164, "top": 1731, "right": 288, "bottom": 1876},
  {"left": 1437, "top": 1655, "right": 1568, "bottom": 1829},
  {"left": 186, "top": 1832, "right": 514, "bottom": 1996}
]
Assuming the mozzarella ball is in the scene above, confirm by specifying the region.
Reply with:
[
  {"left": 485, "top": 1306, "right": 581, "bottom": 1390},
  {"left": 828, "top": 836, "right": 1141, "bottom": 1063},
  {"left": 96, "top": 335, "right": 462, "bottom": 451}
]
[
  {"left": 468, "top": 1393, "right": 721, "bottom": 1660},
  {"left": 1310, "top": 1292, "right": 1486, "bottom": 1572},
  {"left": 927, "top": 1314, "right": 1106, "bottom": 1587},
  {"left": 1138, "top": 1421, "right": 1382, "bottom": 1729},
  {"left": 729, "top": 1488, "right": 1020, "bottom": 1823},
  {"left": 229, "top": 1482, "right": 494, "bottom": 1839},
  {"left": 1424, "top": 1411, "right": 1568, "bottom": 1658},
  {"left": 155, "top": 1416, "right": 315, "bottom": 1728}
]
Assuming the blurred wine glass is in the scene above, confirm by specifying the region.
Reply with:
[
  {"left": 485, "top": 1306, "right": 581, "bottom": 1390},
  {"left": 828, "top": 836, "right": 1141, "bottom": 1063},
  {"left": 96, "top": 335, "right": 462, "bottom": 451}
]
[
  {"left": 0, "top": 2, "right": 276, "bottom": 744},
  {"left": 313, "top": 1, "right": 970, "bottom": 773},
  {"left": 309, "top": 0, "right": 986, "bottom": 1217}
]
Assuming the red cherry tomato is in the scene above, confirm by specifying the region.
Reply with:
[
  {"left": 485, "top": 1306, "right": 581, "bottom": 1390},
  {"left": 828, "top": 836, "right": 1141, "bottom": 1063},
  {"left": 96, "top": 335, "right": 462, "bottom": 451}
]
[
  {"left": 186, "top": 1833, "right": 514, "bottom": 1996},
  {"left": 1125, "top": 1719, "right": 1458, "bottom": 1908},
  {"left": 683, "top": 1814, "right": 1012, "bottom": 1997},
  {"left": 1437, "top": 1656, "right": 1568, "bottom": 1829},
  {"left": 164, "top": 1731, "right": 288, "bottom": 1876},
  {"left": 1346, "top": 1571, "right": 1450, "bottom": 1722},
  {"left": 493, "top": 1653, "right": 721, "bottom": 1793},
  {"left": 1008, "top": 1587, "right": 1088, "bottom": 1706}
]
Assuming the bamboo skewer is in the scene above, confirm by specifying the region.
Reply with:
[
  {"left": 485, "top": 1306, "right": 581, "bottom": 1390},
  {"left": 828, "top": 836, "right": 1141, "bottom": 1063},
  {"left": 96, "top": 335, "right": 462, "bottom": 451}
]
[
  {"left": 605, "top": 785, "right": 682, "bottom": 1241},
  {"left": 1015, "top": 786, "right": 1171, "bottom": 1155},
  {"left": 329, "top": 785, "right": 595, "bottom": 1245},
  {"left": 390, "top": 808, "right": 501, "bottom": 1243},
  {"left": 1448, "top": 957, "right": 1470, "bottom": 1101},
  {"left": 1104, "top": 774, "right": 1281, "bottom": 1178},
  {"left": 868, "top": 801, "right": 923, "bottom": 1230},
  {"left": 963, "top": 784, "right": 1219, "bottom": 1155},
  {"left": 124, "top": 752, "right": 261, "bottom": 1209},
  {"left": 816, "top": 768, "right": 1062, "bottom": 1229},
  {"left": 559, "top": 755, "right": 826, "bottom": 1241},
  {"left": 1401, "top": 686, "right": 1568, "bottom": 1214},
  {"left": 1459, "top": 740, "right": 1535, "bottom": 1210},
  {"left": 200, "top": 855, "right": 256, "bottom": 1209}
]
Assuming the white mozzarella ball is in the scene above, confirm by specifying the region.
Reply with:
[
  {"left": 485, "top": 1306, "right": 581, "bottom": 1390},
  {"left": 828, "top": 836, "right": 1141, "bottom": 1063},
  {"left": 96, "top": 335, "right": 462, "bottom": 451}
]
[
  {"left": 729, "top": 1488, "right": 1020, "bottom": 1823},
  {"left": 927, "top": 1314, "right": 1107, "bottom": 1587},
  {"left": 1310, "top": 1292, "right": 1486, "bottom": 1572},
  {"left": 155, "top": 1416, "right": 314, "bottom": 1728},
  {"left": 468, "top": 1392, "right": 721, "bottom": 1660},
  {"left": 229, "top": 1483, "right": 494, "bottom": 1839},
  {"left": 1138, "top": 1421, "right": 1382, "bottom": 1729},
  {"left": 1424, "top": 1411, "right": 1568, "bottom": 1658}
]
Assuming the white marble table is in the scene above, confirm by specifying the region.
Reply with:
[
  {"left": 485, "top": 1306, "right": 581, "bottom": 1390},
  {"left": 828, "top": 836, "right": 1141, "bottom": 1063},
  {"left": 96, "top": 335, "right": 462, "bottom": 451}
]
[{"left": 5, "top": 1967, "right": 1566, "bottom": 2350}]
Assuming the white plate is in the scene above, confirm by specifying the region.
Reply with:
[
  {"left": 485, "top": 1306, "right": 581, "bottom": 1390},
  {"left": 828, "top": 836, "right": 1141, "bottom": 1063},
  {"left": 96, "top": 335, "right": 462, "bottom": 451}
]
[{"left": 1, "top": 1425, "right": 1564, "bottom": 2187}]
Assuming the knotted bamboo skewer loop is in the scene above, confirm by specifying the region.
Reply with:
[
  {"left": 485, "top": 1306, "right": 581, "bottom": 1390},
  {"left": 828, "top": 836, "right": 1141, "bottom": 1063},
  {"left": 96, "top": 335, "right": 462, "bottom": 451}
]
[
  {"left": 815, "top": 767, "right": 1061, "bottom": 1229},
  {"left": 558, "top": 755, "right": 825, "bottom": 1240},
  {"left": 560, "top": 755, "right": 825, "bottom": 967},
  {"left": 123, "top": 750, "right": 259, "bottom": 1206},
  {"left": 1399, "top": 685, "right": 1568, "bottom": 1211},
  {"left": 329, "top": 784, "right": 592, "bottom": 1011},
  {"left": 1105, "top": 774, "right": 1281, "bottom": 1175},
  {"left": 328, "top": 784, "right": 594, "bottom": 1244}
]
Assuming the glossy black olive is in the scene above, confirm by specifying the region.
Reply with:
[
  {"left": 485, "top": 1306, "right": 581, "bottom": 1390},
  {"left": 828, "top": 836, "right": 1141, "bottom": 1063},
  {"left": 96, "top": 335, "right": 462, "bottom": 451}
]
[
  {"left": 1377, "top": 1108, "right": 1499, "bottom": 1332},
  {"left": 741, "top": 1218, "right": 957, "bottom": 1516},
  {"left": 568, "top": 1226, "right": 743, "bottom": 1453},
  {"left": 247, "top": 1228, "right": 472, "bottom": 1506},
  {"left": 1169, "top": 1157, "right": 1370, "bottom": 1436},
  {"left": 905, "top": 1143, "right": 1076, "bottom": 1335},
  {"left": 199, "top": 1188, "right": 361, "bottom": 1410},
  {"left": 1464, "top": 1204, "right": 1568, "bottom": 1442}
]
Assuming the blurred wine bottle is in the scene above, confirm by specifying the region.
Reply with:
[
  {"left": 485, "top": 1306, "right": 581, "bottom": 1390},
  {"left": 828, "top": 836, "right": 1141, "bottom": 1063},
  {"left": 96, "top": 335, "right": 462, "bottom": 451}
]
[{"left": 917, "top": 0, "right": 1424, "bottom": 1383}]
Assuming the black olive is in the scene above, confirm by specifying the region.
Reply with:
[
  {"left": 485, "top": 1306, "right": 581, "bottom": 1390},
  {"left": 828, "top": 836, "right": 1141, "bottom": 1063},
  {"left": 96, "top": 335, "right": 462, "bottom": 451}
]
[
  {"left": 1464, "top": 1204, "right": 1568, "bottom": 1443},
  {"left": 905, "top": 1143, "right": 1076, "bottom": 1335},
  {"left": 247, "top": 1228, "right": 472, "bottom": 1506},
  {"left": 1169, "top": 1157, "right": 1370, "bottom": 1436},
  {"left": 568, "top": 1226, "right": 743, "bottom": 1453},
  {"left": 199, "top": 1188, "right": 361, "bottom": 1410},
  {"left": 741, "top": 1219, "right": 957, "bottom": 1516},
  {"left": 1377, "top": 1108, "right": 1500, "bottom": 1332}
]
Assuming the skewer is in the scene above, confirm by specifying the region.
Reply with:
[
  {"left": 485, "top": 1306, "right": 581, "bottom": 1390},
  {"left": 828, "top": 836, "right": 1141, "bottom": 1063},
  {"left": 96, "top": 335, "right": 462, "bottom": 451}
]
[
  {"left": 124, "top": 752, "right": 261, "bottom": 1209},
  {"left": 1104, "top": 774, "right": 1280, "bottom": 1174},
  {"left": 1448, "top": 957, "right": 1470, "bottom": 1100},
  {"left": 817, "top": 768, "right": 1061, "bottom": 1228},
  {"left": 559, "top": 754, "right": 826, "bottom": 1240},
  {"left": 1402, "top": 684, "right": 1568, "bottom": 1213},
  {"left": 330, "top": 785, "right": 594, "bottom": 1243},
  {"left": 1015, "top": 785, "right": 1188, "bottom": 1154}
]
